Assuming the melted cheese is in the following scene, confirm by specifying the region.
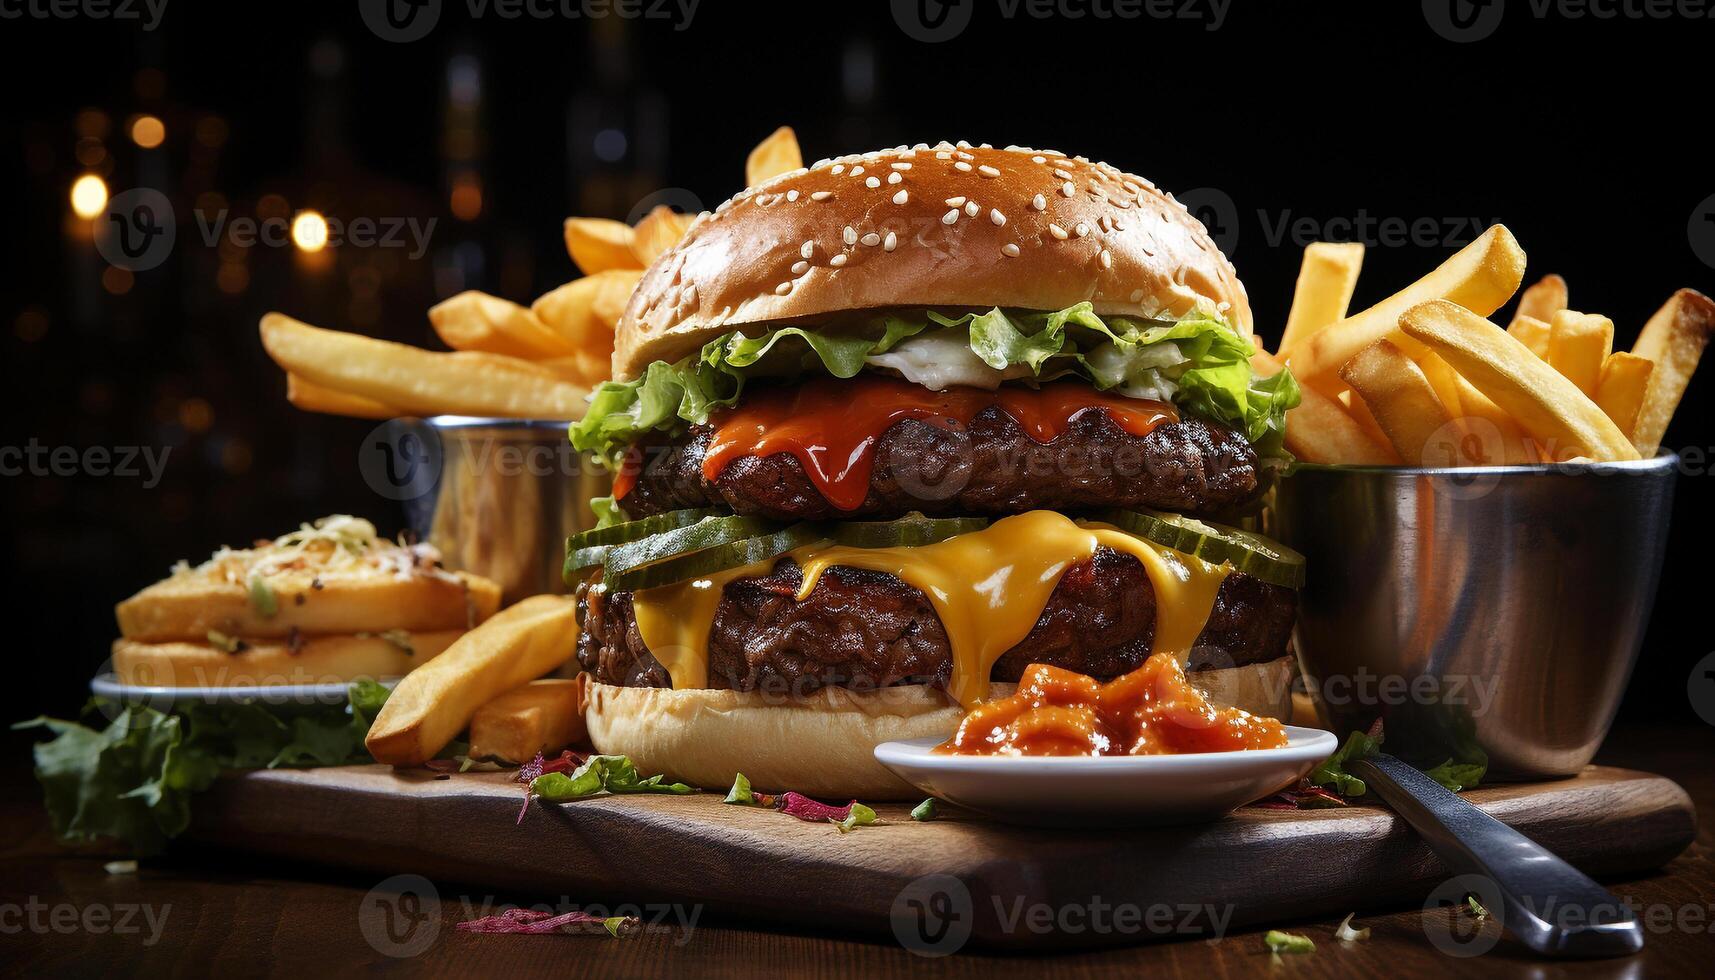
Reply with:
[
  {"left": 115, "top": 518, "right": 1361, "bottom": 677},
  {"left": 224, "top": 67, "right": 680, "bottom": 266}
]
[{"left": 631, "top": 511, "right": 1230, "bottom": 704}]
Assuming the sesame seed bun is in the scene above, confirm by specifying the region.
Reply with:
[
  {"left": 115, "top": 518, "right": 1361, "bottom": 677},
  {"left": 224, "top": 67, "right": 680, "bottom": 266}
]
[
  {"left": 613, "top": 142, "right": 1252, "bottom": 381},
  {"left": 582, "top": 657, "right": 1293, "bottom": 798}
]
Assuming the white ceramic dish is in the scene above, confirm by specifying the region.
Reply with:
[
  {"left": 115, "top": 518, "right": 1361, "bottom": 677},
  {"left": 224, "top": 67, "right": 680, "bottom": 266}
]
[
  {"left": 874, "top": 726, "right": 1339, "bottom": 826},
  {"left": 89, "top": 672, "right": 395, "bottom": 710}
]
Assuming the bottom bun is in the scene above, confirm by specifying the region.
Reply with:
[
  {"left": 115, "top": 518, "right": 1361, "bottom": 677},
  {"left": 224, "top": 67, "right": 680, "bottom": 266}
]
[
  {"left": 585, "top": 656, "right": 1298, "bottom": 799},
  {"left": 112, "top": 631, "right": 461, "bottom": 687}
]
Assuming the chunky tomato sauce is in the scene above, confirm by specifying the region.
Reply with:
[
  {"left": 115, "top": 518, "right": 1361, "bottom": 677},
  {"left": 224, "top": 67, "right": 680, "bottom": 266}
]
[
  {"left": 939, "top": 652, "right": 1288, "bottom": 756},
  {"left": 696, "top": 375, "right": 1176, "bottom": 511}
]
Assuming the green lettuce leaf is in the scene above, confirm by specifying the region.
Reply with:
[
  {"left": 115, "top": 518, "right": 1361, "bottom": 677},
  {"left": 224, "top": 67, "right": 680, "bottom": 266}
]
[
  {"left": 569, "top": 303, "right": 1299, "bottom": 463},
  {"left": 531, "top": 755, "right": 695, "bottom": 802},
  {"left": 1308, "top": 729, "right": 1382, "bottom": 797},
  {"left": 14, "top": 682, "right": 395, "bottom": 855}
]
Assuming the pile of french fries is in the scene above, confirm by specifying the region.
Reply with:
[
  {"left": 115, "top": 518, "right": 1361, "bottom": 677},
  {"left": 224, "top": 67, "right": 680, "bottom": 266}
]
[
  {"left": 1258, "top": 226, "right": 1713, "bottom": 465},
  {"left": 260, "top": 127, "right": 809, "bottom": 422}
]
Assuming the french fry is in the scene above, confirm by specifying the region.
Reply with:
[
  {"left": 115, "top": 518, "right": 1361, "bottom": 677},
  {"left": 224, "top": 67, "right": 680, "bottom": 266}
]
[
  {"left": 1278, "top": 242, "right": 1365, "bottom": 355},
  {"left": 1595, "top": 352, "right": 1655, "bottom": 440},
  {"left": 468, "top": 678, "right": 587, "bottom": 764},
  {"left": 1630, "top": 288, "right": 1715, "bottom": 455},
  {"left": 1252, "top": 351, "right": 1397, "bottom": 464},
  {"left": 260, "top": 314, "right": 591, "bottom": 420},
  {"left": 631, "top": 205, "right": 696, "bottom": 266},
  {"left": 1545, "top": 310, "right": 1614, "bottom": 396},
  {"left": 1339, "top": 340, "right": 1461, "bottom": 466},
  {"left": 1447, "top": 374, "right": 1541, "bottom": 464},
  {"left": 286, "top": 374, "right": 402, "bottom": 420},
  {"left": 1511, "top": 273, "right": 1569, "bottom": 327},
  {"left": 746, "top": 125, "right": 803, "bottom": 187},
  {"left": 1508, "top": 314, "right": 1552, "bottom": 359},
  {"left": 366, "top": 595, "right": 579, "bottom": 767},
  {"left": 1293, "top": 226, "right": 1527, "bottom": 388},
  {"left": 563, "top": 217, "right": 643, "bottom": 276},
  {"left": 429, "top": 291, "right": 578, "bottom": 360},
  {"left": 1399, "top": 300, "right": 1639, "bottom": 461},
  {"left": 532, "top": 269, "right": 643, "bottom": 350}
]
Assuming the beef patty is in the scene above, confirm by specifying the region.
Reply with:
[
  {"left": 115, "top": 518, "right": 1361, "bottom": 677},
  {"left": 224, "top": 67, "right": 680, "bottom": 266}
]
[
  {"left": 618, "top": 406, "right": 1261, "bottom": 522},
  {"left": 576, "top": 547, "right": 1296, "bottom": 694}
]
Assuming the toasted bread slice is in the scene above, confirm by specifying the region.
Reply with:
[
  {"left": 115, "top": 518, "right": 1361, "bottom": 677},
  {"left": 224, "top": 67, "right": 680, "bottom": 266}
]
[
  {"left": 112, "top": 631, "right": 462, "bottom": 688},
  {"left": 115, "top": 515, "right": 501, "bottom": 642}
]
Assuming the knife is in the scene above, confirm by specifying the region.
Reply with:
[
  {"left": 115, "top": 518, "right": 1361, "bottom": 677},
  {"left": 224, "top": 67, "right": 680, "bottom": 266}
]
[{"left": 1347, "top": 752, "right": 1643, "bottom": 958}]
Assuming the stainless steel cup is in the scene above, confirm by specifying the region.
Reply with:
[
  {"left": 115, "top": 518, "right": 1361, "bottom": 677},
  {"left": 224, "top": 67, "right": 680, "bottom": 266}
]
[
  {"left": 1271, "top": 454, "right": 1677, "bottom": 779},
  {"left": 397, "top": 417, "right": 608, "bottom": 605}
]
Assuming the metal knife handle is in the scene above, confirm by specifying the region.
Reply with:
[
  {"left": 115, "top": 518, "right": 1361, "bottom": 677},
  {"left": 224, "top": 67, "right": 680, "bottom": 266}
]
[{"left": 1348, "top": 753, "right": 1643, "bottom": 958}]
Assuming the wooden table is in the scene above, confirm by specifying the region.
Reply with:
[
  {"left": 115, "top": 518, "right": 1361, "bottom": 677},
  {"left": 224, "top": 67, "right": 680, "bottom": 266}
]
[{"left": 3, "top": 723, "right": 1710, "bottom": 977}]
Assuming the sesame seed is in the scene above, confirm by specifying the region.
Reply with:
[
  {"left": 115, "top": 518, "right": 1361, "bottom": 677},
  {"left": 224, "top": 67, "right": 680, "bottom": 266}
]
[
  {"left": 776, "top": 282, "right": 792, "bottom": 295},
  {"left": 977, "top": 165, "right": 1000, "bottom": 178},
  {"left": 844, "top": 226, "right": 858, "bottom": 245},
  {"left": 792, "top": 261, "right": 809, "bottom": 275},
  {"left": 893, "top": 189, "right": 909, "bottom": 205},
  {"left": 954, "top": 161, "right": 973, "bottom": 172},
  {"left": 943, "top": 209, "right": 960, "bottom": 225},
  {"left": 1032, "top": 194, "right": 1047, "bottom": 211},
  {"left": 964, "top": 200, "right": 980, "bottom": 217},
  {"left": 861, "top": 232, "right": 881, "bottom": 247},
  {"left": 1099, "top": 250, "right": 1112, "bottom": 268},
  {"left": 887, "top": 172, "right": 902, "bottom": 185},
  {"left": 935, "top": 151, "right": 953, "bottom": 160},
  {"left": 830, "top": 254, "right": 848, "bottom": 268},
  {"left": 786, "top": 190, "right": 800, "bottom": 202},
  {"left": 832, "top": 165, "right": 845, "bottom": 175},
  {"left": 883, "top": 231, "right": 898, "bottom": 251},
  {"left": 892, "top": 162, "right": 912, "bottom": 170},
  {"left": 1130, "top": 289, "right": 1147, "bottom": 303},
  {"left": 865, "top": 176, "right": 881, "bottom": 188},
  {"left": 1002, "top": 243, "right": 1021, "bottom": 257},
  {"left": 1074, "top": 222, "right": 1090, "bottom": 237},
  {"left": 956, "top": 139, "right": 972, "bottom": 149},
  {"left": 1053, "top": 168, "right": 1074, "bottom": 181},
  {"left": 956, "top": 151, "right": 974, "bottom": 161},
  {"left": 1031, "top": 155, "right": 1047, "bottom": 164},
  {"left": 1061, "top": 181, "right": 1075, "bottom": 198},
  {"left": 811, "top": 191, "right": 833, "bottom": 202},
  {"left": 801, "top": 241, "right": 816, "bottom": 259},
  {"left": 851, "top": 166, "right": 865, "bottom": 177},
  {"left": 990, "top": 209, "right": 1006, "bottom": 226},
  {"left": 1049, "top": 223, "right": 1069, "bottom": 240},
  {"left": 945, "top": 196, "right": 966, "bottom": 206}
]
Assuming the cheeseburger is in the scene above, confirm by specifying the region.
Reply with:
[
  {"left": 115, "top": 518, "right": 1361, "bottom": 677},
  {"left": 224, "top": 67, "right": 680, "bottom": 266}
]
[{"left": 567, "top": 141, "right": 1303, "bottom": 797}]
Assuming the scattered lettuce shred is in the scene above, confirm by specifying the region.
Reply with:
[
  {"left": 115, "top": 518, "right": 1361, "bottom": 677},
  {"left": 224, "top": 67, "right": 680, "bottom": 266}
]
[
  {"left": 529, "top": 755, "right": 695, "bottom": 802},
  {"left": 1265, "top": 930, "right": 1316, "bottom": 954},
  {"left": 720, "top": 773, "right": 877, "bottom": 831},
  {"left": 12, "top": 679, "right": 393, "bottom": 856},
  {"left": 570, "top": 303, "right": 1299, "bottom": 463},
  {"left": 910, "top": 798, "right": 938, "bottom": 822}
]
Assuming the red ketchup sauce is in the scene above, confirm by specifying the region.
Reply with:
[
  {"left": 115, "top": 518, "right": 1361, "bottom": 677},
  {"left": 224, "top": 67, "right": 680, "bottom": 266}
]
[
  {"left": 685, "top": 375, "right": 1176, "bottom": 511},
  {"left": 939, "top": 652, "right": 1288, "bottom": 756}
]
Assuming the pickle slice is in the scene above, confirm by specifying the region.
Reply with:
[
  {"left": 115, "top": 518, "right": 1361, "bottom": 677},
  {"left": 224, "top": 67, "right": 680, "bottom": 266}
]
[
  {"left": 830, "top": 513, "right": 990, "bottom": 548},
  {"left": 1088, "top": 508, "right": 1306, "bottom": 589},
  {"left": 566, "top": 507, "right": 725, "bottom": 553},
  {"left": 605, "top": 523, "right": 824, "bottom": 592},
  {"left": 562, "top": 508, "right": 727, "bottom": 581}
]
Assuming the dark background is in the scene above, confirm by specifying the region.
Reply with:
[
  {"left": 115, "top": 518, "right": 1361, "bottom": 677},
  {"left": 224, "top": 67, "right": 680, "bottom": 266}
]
[{"left": 1, "top": 0, "right": 1710, "bottom": 725}]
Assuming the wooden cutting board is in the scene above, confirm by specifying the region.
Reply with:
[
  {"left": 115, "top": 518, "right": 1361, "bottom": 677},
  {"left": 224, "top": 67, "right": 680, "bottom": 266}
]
[{"left": 185, "top": 764, "right": 1695, "bottom": 951}]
